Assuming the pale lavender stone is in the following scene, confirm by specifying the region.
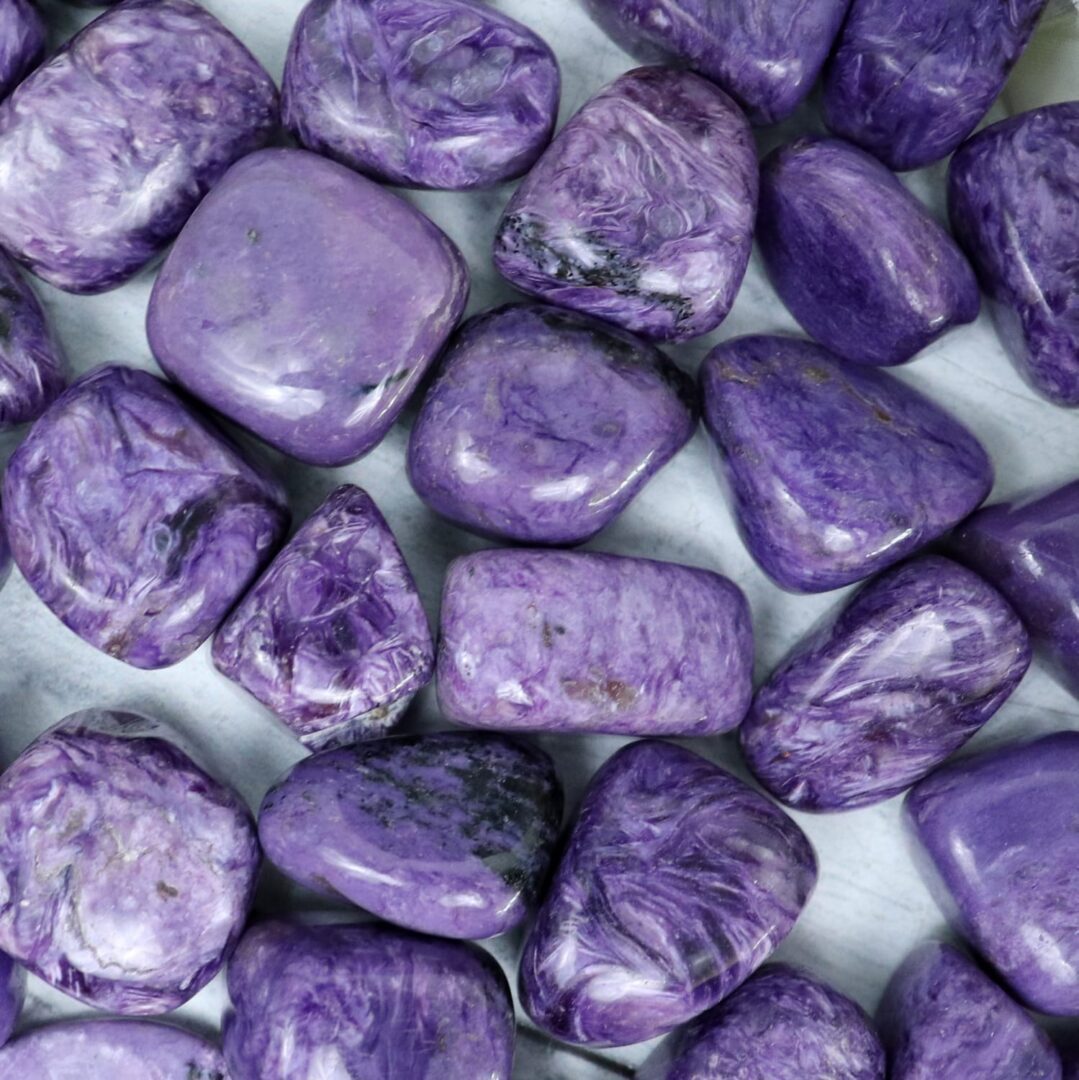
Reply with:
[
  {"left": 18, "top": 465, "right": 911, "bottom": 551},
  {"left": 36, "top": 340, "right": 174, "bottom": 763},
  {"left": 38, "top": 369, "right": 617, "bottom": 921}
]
[
  {"left": 0, "top": 953, "right": 21, "bottom": 1048},
  {"left": 0, "top": 0, "right": 43, "bottom": 102}
]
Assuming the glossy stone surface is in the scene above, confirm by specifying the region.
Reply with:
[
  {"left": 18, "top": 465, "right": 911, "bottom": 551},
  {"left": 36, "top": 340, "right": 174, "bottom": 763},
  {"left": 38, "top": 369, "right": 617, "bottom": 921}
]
[
  {"left": 259, "top": 732, "right": 562, "bottom": 939},
  {"left": 3, "top": 365, "right": 288, "bottom": 669},
  {"left": 824, "top": 0, "right": 1047, "bottom": 171},
  {"left": 0, "top": 0, "right": 277, "bottom": 293},
  {"left": 906, "top": 732, "right": 1079, "bottom": 1014},
  {"left": 758, "top": 137, "right": 979, "bottom": 367},
  {"left": 437, "top": 549, "right": 753, "bottom": 735},
  {"left": 223, "top": 921, "right": 514, "bottom": 1079},
  {"left": 213, "top": 485, "right": 432, "bottom": 749},
  {"left": 639, "top": 963, "right": 884, "bottom": 1080},
  {"left": 0, "top": 953, "right": 21, "bottom": 1048},
  {"left": 0, "top": 0, "right": 43, "bottom": 102},
  {"left": 407, "top": 303, "right": 696, "bottom": 544},
  {"left": 282, "top": 0, "right": 559, "bottom": 189},
  {"left": 880, "top": 942, "right": 1061, "bottom": 1079},
  {"left": 741, "top": 556, "right": 1031, "bottom": 811},
  {"left": 700, "top": 335, "right": 993, "bottom": 592},
  {"left": 948, "top": 104, "right": 1079, "bottom": 406},
  {"left": 148, "top": 148, "right": 469, "bottom": 466},
  {"left": 493, "top": 66, "right": 757, "bottom": 343},
  {"left": 519, "top": 740, "right": 817, "bottom": 1047},
  {"left": 0, "top": 710, "right": 259, "bottom": 1014}
]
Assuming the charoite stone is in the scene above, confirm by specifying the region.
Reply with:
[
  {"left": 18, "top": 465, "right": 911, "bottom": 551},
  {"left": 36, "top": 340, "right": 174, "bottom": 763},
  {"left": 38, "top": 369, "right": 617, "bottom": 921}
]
[
  {"left": 948, "top": 103, "right": 1079, "bottom": 405},
  {"left": 223, "top": 921, "right": 514, "bottom": 1079},
  {"left": 741, "top": 556, "right": 1031, "bottom": 811},
  {"left": 407, "top": 303, "right": 695, "bottom": 544},
  {"left": 906, "top": 732, "right": 1079, "bottom": 1014},
  {"left": 437, "top": 549, "right": 753, "bottom": 735},
  {"left": 639, "top": 963, "right": 885, "bottom": 1080},
  {"left": 282, "top": 0, "right": 559, "bottom": 189},
  {"left": 493, "top": 66, "right": 757, "bottom": 342},
  {"left": 0, "top": 953, "right": 21, "bottom": 1047},
  {"left": 880, "top": 942, "right": 1061, "bottom": 1079},
  {"left": 3, "top": 365, "right": 288, "bottom": 669},
  {"left": 259, "top": 731, "right": 562, "bottom": 939},
  {"left": 148, "top": 148, "right": 469, "bottom": 466},
  {"left": 0, "top": 0, "right": 277, "bottom": 293},
  {"left": 0, "top": 710, "right": 259, "bottom": 1014},
  {"left": 0, "top": 0, "right": 42, "bottom": 102},
  {"left": 519, "top": 740, "right": 817, "bottom": 1047},
  {"left": 823, "top": 0, "right": 1047, "bottom": 171},
  {"left": 700, "top": 335, "right": 993, "bottom": 592},
  {"left": 758, "top": 137, "right": 979, "bottom": 366},
  {"left": 213, "top": 485, "right": 433, "bottom": 750}
]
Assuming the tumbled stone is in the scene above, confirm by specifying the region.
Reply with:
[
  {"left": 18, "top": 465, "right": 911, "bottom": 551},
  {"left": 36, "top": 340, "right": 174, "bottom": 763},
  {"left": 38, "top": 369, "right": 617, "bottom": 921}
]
[
  {"left": 407, "top": 303, "right": 695, "bottom": 544},
  {"left": 741, "top": 556, "right": 1031, "bottom": 811},
  {"left": 259, "top": 731, "right": 562, "bottom": 939},
  {"left": 700, "top": 335, "right": 993, "bottom": 593},
  {"left": 758, "top": 137, "right": 980, "bottom": 366},
  {"left": 223, "top": 921, "right": 514, "bottom": 1079},
  {"left": 282, "top": 0, "right": 559, "bottom": 189},
  {"left": 0, "top": 0, "right": 43, "bottom": 102},
  {"left": 3, "top": 365, "right": 288, "bottom": 669},
  {"left": 519, "top": 740, "right": 817, "bottom": 1047},
  {"left": 213, "top": 485, "right": 432, "bottom": 749},
  {"left": 493, "top": 66, "right": 757, "bottom": 342},
  {"left": 0, "top": 953, "right": 21, "bottom": 1048},
  {"left": 437, "top": 549, "right": 753, "bottom": 735},
  {"left": 0, "top": 710, "right": 259, "bottom": 1014},
  {"left": 148, "top": 148, "right": 469, "bottom": 466},
  {"left": 948, "top": 103, "right": 1079, "bottom": 405}
]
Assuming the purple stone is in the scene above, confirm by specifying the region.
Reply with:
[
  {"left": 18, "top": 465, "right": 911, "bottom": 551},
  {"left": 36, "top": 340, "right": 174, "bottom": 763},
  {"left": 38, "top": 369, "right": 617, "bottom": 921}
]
[
  {"left": 948, "top": 103, "right": 1079, "bottom": 406},
  {"left": 906, "top": 732, "right": 1079, "bottom": 1015},
  {"left": 758, "top": 137, "right": 980, "bottom": 367},
  {"left": 740, "top": 556, "right": 1031, "bottom": 811},
  {"left": 519, "top": 740, "right": 817, "bottom": 1047},
  {"left": 213, "top": 485, "right": 433, "bottom": 750},
  {"left": 437, "top": 549, "right": 753, "bottom": 736},
  {"left": 880, "top": 942, "right": 1061, "bottom": 1079},
  {"left": 0, "top": 0, "right": 43, "bottom": 102},
  {"left": 639, "top": 963, "right": 884, "bottom": 1080},
  {"left": 407, "top": 303, "right": 696, "bottom": 544},
  {"left": 823, "top": 0, "right": 1047, "bottom": 172},
  {"left": 223, "top": 921, "right": 514, "bottom": 1079},
  {"left": 282, "top": 0, "right": 559, "bottom": 189},
  {"left": 0, "top": 0, "right": 278, "bottom": 294},
  {"left": 0, "top": 953, "right": 22, "bottom": 1048},
  {"left": 3, "top": 365, "right": 288, "bottom": 669},
  {"left": 147, "top": 148, "right": 469, "bottom": 466},
  {"left": 700, "top": 335, "right": 993, "bottom": 593},
  {"left": 493, "top": 66, "right": 757, "bottom": 343},
  {"left": 258, "top": 732, "right": 562, "bottom": 939},
  {"left": 0, "top": 710, "right": 259, "bottom": 1014}
]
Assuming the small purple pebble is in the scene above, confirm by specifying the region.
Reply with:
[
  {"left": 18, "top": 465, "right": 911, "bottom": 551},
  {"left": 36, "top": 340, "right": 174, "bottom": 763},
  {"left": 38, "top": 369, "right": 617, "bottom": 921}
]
[
  {"left": 0, "top": 953, "right": 22, "bottom": 1048},
  {"left": 0, "top": 0, "right": 43, "bottom": 102}
]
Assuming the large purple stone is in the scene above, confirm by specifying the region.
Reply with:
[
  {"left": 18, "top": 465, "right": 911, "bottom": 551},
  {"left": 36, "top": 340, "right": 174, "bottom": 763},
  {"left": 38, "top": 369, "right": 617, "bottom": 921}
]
[
  {"left": 407, "top": 303, "right": 695, "bottom": 544},
  {"left": 519, "top": 740, "right": 817, "bottom": 1047},
  {"left": 0, "top": 952, "right": 21, "bottom": 1048},
  {"left": 493, "top": 66, "right": 757, "bottom": 343},
  {"left": 0, "top": 0, "right": 42, "bottom": 102}
]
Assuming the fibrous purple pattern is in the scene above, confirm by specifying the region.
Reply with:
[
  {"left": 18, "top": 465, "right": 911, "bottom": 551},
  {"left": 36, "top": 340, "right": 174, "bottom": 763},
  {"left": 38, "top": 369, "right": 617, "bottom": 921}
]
[
  {"left": 519, "top": 740, "right": 817, "bottom": 1047},
  {"left": 493, "top": 66, "right": 757, "bottom": 342},
  {"left": 0, "top": 952, "right": 21, "bottom": 1048},
  {"left": 0, "top": 0, "right": 43, "bottom": 102}
]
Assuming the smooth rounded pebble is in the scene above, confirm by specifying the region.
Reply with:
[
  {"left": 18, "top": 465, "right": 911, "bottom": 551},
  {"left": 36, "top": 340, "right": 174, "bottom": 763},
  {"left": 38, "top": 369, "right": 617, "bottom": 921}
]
[{"left": 0, "top": 0, "right": 43, "bottom": 103}]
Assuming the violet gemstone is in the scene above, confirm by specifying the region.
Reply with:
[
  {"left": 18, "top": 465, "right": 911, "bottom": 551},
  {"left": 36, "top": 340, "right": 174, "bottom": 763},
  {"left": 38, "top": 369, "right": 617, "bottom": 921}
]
[
  {"left": 3, "top": 365, "right": 288, "bottom": 669},
  {"left": 0, "top": 953, "right": 21, "bottom": 1048},
  {"left": 948, "top": 103, "right": 1079, "bottom": 406},
  {"left": 223, "top": 921, "right": 514, "bottom": 1079},
  {"left": 407, "top": 303, "right": 696, "bottom": 544},
  {"left": 906, "top": 731, "right": 1079, "bottom": 1014},
  {"left": 437, "top": 549, "right": 753, "bottom": 735},
  {"left": 758, "top": 137, "right": 980, "bottom": 367},
  {"left": 879, "top": 942, "right": 1061, "bottom": 1079},
  {"left": 213, "top": 485, "right": 433, "bottom": 749},
  {"left": 258, "top": 731, "right": 562, "bottom": 939},
  {"left": 0, "top": 710, "right": 259, "bottom": 1014},
  {"left": 282, "top": 0, "right": 559, "bottom": 189},
  {"left": 823, "top": 0, "right": 1047, "bottom": 172},
  {"left": 700, "top": 335, "right": 993, "bottom": 593},
  {"left": 148, "top": 148, "right": 469, "bottom": 466},
  {"left": 0, "top": 0, "right": 43, "bottom": 102},
  {"left": 741, "top": 556, "right": 1031, "bottom": 811},
  {"left": 639, "top": 963, "right": 885, "bottom": 1080},
  {"left": 493, "top": 66, "right": 757, "bottom": 343},
  {"left": 0, "top": 0, "right": 278, "bottom": 294}
]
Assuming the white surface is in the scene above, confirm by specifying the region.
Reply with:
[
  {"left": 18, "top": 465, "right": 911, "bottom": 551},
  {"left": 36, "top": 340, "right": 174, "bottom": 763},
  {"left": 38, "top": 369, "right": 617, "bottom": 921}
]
[{"left": 5, "top": 0, "right": 1079, "bottom": 1073}]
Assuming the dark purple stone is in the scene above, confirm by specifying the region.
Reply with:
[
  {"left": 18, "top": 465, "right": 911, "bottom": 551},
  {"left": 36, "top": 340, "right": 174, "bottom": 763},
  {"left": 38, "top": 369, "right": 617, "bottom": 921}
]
[
  {"left": 0, "top": 952, "right": 21, "bottom": 1048},
  {"left": 0, "top": 0, "right": 43, "bottom": 102}
]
